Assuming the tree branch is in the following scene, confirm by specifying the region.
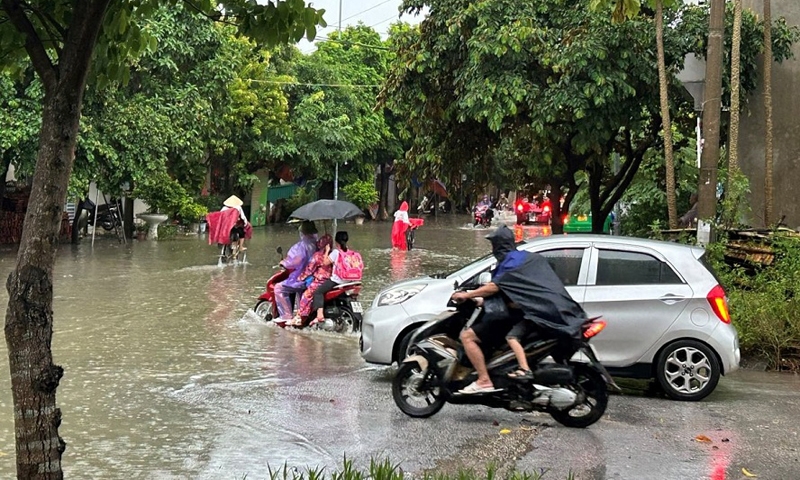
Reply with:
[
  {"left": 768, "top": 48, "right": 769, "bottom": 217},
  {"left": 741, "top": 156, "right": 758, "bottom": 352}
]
[
  {"left": 1, "top": 0, "right": 57, "bottom": 88},
  {"left": 59, "top": 0, "right": 112, "bottom": 94}
]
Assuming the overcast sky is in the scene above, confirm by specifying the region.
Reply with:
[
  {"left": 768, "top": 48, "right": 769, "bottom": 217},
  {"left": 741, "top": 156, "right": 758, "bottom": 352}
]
[{"left": 297, "top": 0, "right": 425, "bottom": 52}]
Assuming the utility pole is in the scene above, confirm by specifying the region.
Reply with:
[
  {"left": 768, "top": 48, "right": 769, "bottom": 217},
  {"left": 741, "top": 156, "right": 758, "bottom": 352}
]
[
  {"left": 333, "top": 0, "right": 343, "bottom": 231},
  {"left": 696, "top": 0, "right": 725, "bottom": 245}
]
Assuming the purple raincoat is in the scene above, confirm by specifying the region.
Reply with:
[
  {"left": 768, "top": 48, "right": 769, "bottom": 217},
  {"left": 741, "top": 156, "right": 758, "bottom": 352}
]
[{"left": 280, "top": 233, "right": 318, "bottom": 289}]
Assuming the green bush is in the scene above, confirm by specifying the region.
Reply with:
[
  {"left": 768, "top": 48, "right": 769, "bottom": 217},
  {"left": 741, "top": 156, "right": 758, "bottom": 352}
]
[
  {"left": 156, "top": 224, "right": 178, "bottom": 240},
  {"left": 342, "top": 180, "right": 378, "bottom": 211},
  {"left": 178, "top": 201, "right": 208, "bottom": 224},
  {"left": 285, "top": 187, "right": 316, "bottom": 215},
  {"left": 707, "top": 235, "right": 800, "bottom": 368}
]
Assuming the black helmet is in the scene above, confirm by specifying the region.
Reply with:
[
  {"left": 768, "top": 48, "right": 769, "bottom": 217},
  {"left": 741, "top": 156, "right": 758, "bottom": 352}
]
[{"left": 485, "top": 225, "right": 515, "bottom": 262}]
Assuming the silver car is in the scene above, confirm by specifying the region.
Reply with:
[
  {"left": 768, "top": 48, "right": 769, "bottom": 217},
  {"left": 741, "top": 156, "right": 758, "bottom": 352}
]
[{"left": 360, "top": 235, "right": 740, "bottom": 401}]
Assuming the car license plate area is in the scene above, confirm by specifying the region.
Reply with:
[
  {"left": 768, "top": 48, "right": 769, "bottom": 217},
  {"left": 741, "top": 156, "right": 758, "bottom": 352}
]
[{"left": 351, "top": 302, "right": 363, "bottom": 313}]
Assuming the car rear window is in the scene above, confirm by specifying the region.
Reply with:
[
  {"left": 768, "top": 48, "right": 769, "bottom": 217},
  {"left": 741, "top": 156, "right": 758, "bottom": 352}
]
[
  {"left": 698, "top": 252, "right": 725, "bottom": 287},
  {"left": 596, "top": 249, "right": 683, "bottom": 285}
]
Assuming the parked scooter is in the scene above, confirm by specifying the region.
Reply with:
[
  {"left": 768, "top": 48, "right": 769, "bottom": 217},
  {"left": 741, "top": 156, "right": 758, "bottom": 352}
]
[
  {"left": 82, "top": 197, "right": 123, "bottom": 231},
  {"left": 252, "top": 247, "right": 364, "bottom": 333},
  {"left": 392, "top": 273, "right": 616, "bottom": 428}
]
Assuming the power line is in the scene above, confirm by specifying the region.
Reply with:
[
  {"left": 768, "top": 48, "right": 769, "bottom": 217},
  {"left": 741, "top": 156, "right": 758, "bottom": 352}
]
[
  {"left": 368, "top": 13, "right": 400, "bottom": 29},
  {"left": 328, "top": 0, "right": 395, "bottom": 29}
]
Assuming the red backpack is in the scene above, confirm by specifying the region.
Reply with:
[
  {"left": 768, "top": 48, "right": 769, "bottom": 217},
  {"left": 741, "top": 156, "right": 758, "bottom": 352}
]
[{"left": 334, "top": 249, "right": 363, "bottom": 282}]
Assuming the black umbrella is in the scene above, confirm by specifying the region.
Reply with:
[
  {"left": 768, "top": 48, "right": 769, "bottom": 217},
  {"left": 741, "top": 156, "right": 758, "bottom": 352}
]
[{"left": 288, "top": 200, "right": 364, "bottom": 221}]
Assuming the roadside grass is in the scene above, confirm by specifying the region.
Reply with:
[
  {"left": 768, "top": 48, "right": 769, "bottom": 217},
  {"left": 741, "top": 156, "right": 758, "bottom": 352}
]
[{"left": 236, "top": 458, "right": 575, "bottom": 480}]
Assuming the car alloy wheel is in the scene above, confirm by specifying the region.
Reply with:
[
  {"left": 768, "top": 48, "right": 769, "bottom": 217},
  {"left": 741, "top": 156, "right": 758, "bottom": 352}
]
[{"left": 656, "top": 339, "right": 720, "bottom": 401}]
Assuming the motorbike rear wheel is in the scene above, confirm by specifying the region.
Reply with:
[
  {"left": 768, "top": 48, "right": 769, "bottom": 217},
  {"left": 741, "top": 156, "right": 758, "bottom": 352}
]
[
  {"left": 392, "top": 362, "right": 445, "bottom": 418},
  {"left": 334, "top": 305, "right": 357, "bottom": 334},
  {"left": 549, "top": 364, "right": 608, "bottom": 428}
]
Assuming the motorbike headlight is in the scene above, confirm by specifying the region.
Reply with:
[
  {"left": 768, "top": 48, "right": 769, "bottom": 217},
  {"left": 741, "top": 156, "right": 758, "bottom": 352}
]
[{"left": 377, "top": 285, "right": 426, "bottom": 306}]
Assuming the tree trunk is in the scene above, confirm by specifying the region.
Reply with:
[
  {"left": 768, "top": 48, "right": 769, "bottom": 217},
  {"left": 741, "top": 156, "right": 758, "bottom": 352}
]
[
  {"left": 763, "top": 0, "right": 774, "bottom": 226},
  {"left": 697, "top": 0, "right": 725, "bottom": 222},
  {"left": 3, "top": 1, "right": 111, "bottom": 477},
  {"left": 656, "top": 0, "right": 678, "bottom": 229},
  {"left": 379, "top": 163, "right": 390, "bottom": 221},
  {"left": 123, "top": 196, "right": 134, "bottom": 238},
  {"left": 725, "top": 0, "right": 743, "bottom": 227}
]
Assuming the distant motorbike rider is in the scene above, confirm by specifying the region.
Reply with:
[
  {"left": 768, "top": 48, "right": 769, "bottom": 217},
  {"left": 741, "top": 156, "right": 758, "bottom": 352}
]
[
  {"left": 221, "top": 195, "right": 250, "bottom": 251},
  {"left": 450, "top": 225, "right": 587, "bottom": 394}
]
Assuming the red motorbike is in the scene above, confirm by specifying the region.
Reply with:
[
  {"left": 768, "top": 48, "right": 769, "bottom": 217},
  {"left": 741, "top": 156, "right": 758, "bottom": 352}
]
[{"left": 252, "top": 248, "right": 364, "bottom": 333}]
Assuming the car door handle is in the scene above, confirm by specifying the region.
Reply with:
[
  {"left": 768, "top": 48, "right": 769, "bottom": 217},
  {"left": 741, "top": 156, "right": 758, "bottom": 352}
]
[{"left": 659, "top": 294, "right": 686, "bottom": 305}]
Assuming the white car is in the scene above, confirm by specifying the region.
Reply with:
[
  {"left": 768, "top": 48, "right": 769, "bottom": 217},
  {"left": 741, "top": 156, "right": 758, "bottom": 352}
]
[{"left": 360, "top": 235, "right": 740, "bottom": 401}]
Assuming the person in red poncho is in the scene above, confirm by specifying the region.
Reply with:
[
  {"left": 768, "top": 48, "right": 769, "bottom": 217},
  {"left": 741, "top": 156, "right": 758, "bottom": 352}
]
[{"left": 391, "top": 201, "right": 412, "bottom": 250}]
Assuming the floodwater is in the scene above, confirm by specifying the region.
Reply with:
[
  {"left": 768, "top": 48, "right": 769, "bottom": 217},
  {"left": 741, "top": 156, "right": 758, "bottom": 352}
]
[{"left": 0, "top": 214, "right": 548, "bottom": 478}]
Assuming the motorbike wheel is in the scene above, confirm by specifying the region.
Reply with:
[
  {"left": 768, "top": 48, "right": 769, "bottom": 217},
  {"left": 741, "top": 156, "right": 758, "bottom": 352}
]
[
  {"left": 253, "top": 300, "right": 274, "bottom": 322},
  {"left": 392, "top": 362, "right": 445, "bottom": 418},
  {"left": 101, "top": 217, "right": 115, "bottom": 231},
  {"left": 549, "top": 364, "right": 608, "bottom": 428},
  {"left": 334, "top": 305, "right": 357, "bottom": 334}
]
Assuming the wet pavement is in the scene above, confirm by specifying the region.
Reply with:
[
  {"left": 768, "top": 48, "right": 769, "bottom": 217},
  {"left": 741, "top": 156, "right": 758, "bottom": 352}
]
[{"left": 0, "top": 215, "right": 797, "bottom": 479}]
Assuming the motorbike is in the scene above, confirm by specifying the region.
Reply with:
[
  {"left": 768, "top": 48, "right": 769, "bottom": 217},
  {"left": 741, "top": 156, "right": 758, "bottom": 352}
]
[
  {"left": 82, "top": 197, "right": 123, "bottom": 231},
  {"left": 252, "top": 247, "right": 364, "bottom": 333},
  {"left": 473, "top": 205, "right": 494, "bottom": 227},
  {"left": 392, "top": 274, "right": 616, "bottom": 428}
]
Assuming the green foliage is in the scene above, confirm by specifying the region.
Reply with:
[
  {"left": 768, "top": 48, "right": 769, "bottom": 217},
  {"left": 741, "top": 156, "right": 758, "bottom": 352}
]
[
  {"left": 132, "top": 171, "right": 191, "bottom": 215},
  {"left": 284, "top": 187, "right": 316, "bottom": 214},
  {"left": 179, "top": 202, "right": 209, "bottom": 223},
  {"left": 342, "top": 180, "right": 378, "bottom": 210},
  {"left": 156, "top": 223, "right": 178, "bottom": 240},
  {"left": 385, "top": 0, "right": 798, "bottom": 231},
  {"left": 258, "top": 456, "right": 559, "bottom": 480},
  {"left": 708, "top": 235, "right": 800, "bottom": 369}
]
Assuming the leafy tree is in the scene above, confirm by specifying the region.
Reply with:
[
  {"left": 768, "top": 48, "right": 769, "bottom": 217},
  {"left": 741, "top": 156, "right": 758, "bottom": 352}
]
[
  {"left": 0, "top": 1, "right": 324, "bottom": 477},
  {"left": 591, "top": 0, "right": 681, "bottom": 229}
]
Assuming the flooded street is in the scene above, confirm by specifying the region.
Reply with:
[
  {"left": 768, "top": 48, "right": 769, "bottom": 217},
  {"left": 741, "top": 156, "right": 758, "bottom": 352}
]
[
  {"left": 0, "top": 216, "right": 798, "bottom": 479},
  {"left": 0, "top": 216, "right": 537, "bottom": 478}
]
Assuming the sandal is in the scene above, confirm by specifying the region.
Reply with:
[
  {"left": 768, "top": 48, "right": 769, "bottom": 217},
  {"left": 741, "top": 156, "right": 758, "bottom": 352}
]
[
  {"left": 457, "top": 381, "right": 502, "bottom": 395},
  {"left": 508, "top": 368, "right": 534, "bottom": 380},
  {"left": 286, "top": 316, "right": 304, "bottom": 327}
]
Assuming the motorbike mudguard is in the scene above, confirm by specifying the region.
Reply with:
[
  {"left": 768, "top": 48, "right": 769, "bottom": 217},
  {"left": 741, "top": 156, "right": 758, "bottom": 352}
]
[{"left": 402, "top": 354, "right": 429, "bottom": 371}]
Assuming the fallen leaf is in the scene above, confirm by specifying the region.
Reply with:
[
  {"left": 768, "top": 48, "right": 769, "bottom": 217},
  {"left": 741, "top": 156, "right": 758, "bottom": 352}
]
[
  {"left": 499, "top": 428, "right": 512, "bottom": 434},
  {"left": 742, "top": 468, "right": 757, "bottom": 477},
  {"left": 712, "top": 446, "right": 719, "bottom": 450},
  {"left": 492, "top": 420, "right": 499, "bottom": 426},
  {"left": 695, "top": 435, "right": 713, "bottom": 443}
]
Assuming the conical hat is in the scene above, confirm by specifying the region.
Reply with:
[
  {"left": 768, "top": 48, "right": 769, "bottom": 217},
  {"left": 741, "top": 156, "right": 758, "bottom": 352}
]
[{"left": 223, "top": 195, "right": 243, "bottom": 208}]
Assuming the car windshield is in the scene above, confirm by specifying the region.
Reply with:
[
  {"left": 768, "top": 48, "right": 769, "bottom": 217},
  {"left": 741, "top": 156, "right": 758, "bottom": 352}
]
[{"left": 437, "top": 252, "right": 494, "bottom": 279}]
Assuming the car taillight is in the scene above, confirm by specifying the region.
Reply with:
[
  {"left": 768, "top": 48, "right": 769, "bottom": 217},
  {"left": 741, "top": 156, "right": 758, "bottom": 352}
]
[
  {"left": 517, "top": 204, "right": 523, "bottom": 212},
  {"left": 543, "top": 206, "right": 550, "bottom": 213},
  {"left": 562, "top": 215, "right": 569, "bottom": 224},
  {"left": 583, "top": 320, "right": 606, "bottom": 339},
  {"left": 707, "top": 285, "right": 731, "bottom": 324}
]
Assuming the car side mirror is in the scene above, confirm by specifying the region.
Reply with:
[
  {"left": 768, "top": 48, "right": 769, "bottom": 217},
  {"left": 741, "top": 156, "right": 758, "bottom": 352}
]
[
  {"left": 478, "top": 272, "right": 492, "bottom": 285},
  {"left": 454, "top": 280, "right": 460, "bottom": 290}
]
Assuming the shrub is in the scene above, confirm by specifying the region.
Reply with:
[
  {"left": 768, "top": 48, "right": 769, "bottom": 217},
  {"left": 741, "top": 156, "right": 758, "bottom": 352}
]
[
  {"left": 707, "top": 234, "right": 800, "bottom": 369},
  {"left": 342, "top": 180, "right": 378, "bottom": 211},
  {"left": 285, "top": 187, "right": 316, "bottom": 215}
]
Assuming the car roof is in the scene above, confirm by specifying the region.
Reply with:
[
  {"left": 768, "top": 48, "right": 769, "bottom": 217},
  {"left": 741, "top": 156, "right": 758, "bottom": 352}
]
[{"left": 522, "top": 234, "right": 705, "bottom": 258}]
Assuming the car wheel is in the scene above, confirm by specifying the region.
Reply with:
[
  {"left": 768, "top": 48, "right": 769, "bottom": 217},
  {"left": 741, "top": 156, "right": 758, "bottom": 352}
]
[
  {"left": 655, "top": 340, "right": 720, "bottom": 401},
  {"left": 394, "top": 329, "right": 417, "bottom": 364}
]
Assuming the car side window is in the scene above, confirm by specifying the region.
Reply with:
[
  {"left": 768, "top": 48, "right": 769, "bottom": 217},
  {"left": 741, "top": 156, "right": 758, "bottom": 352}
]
[
  {"left": 539, "top": 249, "right": 585, "bottom": 286},
  {"left": 596, "top": 249, "right": 682, "bottom": 285}
]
